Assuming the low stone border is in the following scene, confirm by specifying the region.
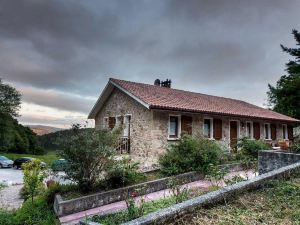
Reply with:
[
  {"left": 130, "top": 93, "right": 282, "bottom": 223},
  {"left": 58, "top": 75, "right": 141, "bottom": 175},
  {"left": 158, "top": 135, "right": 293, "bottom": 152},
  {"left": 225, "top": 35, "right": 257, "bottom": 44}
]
[
  {"left": 54, "top": 171, "right": 204, "bottom": 216},
  {"left": 117, "top": 162, "right": 300, "bottom": 225}
]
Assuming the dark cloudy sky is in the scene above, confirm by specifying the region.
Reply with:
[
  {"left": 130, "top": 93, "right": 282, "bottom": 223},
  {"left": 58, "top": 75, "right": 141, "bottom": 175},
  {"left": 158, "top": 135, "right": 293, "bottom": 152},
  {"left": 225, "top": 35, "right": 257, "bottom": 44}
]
[{"left": 1, "top": 0, "right": 299, "bottom": 128}]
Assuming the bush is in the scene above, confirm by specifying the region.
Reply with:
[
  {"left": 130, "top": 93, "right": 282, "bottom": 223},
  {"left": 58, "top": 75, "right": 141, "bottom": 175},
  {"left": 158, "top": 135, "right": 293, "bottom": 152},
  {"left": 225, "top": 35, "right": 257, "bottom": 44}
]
[
  {"left": 106, "top": 158, "right": 146, "bottom": 188},
  {"left": 290, "top": 143, "right": 300, "bottom": 153},
  {"left": 14, "top": 197, "right": 58, "bottom": 225},
  {"left": 22, "top": 159, "right": 46, "bottom": 202},
  {"left": 0, "top": 210, "right": 16, "bottom": 225},
  {"left": 237, "top": 137, "right": 269, "bottom": 159},
  {"left": 159, "top": 135, "right": 224, "bottom": 176},
  {"left": 57, "top": 124, "right": 121, "bottom": 192}
]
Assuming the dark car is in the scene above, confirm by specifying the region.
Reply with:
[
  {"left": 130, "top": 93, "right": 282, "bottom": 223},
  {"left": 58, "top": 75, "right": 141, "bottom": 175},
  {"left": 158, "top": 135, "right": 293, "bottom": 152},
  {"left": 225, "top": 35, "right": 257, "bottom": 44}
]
[
  {"left": 0, "top": 156, "right": 13, "bottom": 168},
  {"left": 13, "top": 157, "right": 46, "bottom": 169}
]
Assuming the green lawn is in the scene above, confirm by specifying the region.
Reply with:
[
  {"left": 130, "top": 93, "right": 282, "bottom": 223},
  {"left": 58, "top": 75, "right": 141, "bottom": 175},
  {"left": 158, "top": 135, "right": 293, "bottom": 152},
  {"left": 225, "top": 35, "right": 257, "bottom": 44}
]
[{"left": 0, "top": 151, "right": 59, "bottom": 165}]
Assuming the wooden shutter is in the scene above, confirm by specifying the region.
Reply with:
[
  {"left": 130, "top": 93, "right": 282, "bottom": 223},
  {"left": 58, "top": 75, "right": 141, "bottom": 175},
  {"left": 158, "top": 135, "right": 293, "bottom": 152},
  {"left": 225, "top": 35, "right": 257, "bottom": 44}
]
[
  {"left": 288, "top": 125, "right": 294, "bottom": 141},
  {"left": 271, "top": 124, "right": 276, "bottom": 140},
  {"left": 108, "top": 117, "right": 116, "bottom": 129},
  {"left": 181, "top": 116, "right": 193, "bottom": 135},
  {"left": 213, "top": 119, "right": 222, "bottom": 140},
  {"left": 253, "top": 122, "right": 260, "bottom": 140}
]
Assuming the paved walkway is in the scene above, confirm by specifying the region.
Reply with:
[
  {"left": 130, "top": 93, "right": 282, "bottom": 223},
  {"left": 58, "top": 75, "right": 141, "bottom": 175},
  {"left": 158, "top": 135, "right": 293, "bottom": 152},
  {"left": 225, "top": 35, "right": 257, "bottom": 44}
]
[
  {"left": 0, "top": 184, "right": 23, "bottom": 210},
  {"left": 60, "top": 170, "right": 256, "bottom": 225}
]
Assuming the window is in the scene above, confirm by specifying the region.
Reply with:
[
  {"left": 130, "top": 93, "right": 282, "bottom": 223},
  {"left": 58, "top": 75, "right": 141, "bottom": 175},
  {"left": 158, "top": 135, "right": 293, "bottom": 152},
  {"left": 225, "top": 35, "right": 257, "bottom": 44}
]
[
  {"left": 108, "top": 117, "right": 116, "bottom": 130},
  {"left": 282, "top": 124, "right": 288, "bottom": 140},
  {"left": 264, "top": 123, "right": 271, "bottom": 139},
  {"left": 204, "top": 118, "right": 213, "bottom": 138},
  {"left": 246, "top": 122, "right": 253, "bottom": 138},
  {"left": 169, "top": 115, "right": 180, "bottom": 139}
]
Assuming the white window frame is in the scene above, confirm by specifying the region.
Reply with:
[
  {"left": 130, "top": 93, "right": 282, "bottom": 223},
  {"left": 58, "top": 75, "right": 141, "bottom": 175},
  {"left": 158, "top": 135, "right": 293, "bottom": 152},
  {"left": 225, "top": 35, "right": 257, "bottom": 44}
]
[
  {"left": 245, "top": 121, "right": 253, "bottom": 139},
  {"left": 168, "top": 115, "right": 181, "bottom": 140},
  {"left": 123, "top": 114, "right": 132, "bottom": 137},
  {"left": 103, "top": 117, "right": 109, "bottom": 128},
  {"left": 229, "top": 120, "right": 240, "bottom": 140},
  {"left": 264, "top": 123, "right": 271, "bottom": 140},
  {"left": 203, "top": 118, "right": 214, "bottom": 139},
  {"left": 282, "top": 124, "right": 288, "bottom": 140}
]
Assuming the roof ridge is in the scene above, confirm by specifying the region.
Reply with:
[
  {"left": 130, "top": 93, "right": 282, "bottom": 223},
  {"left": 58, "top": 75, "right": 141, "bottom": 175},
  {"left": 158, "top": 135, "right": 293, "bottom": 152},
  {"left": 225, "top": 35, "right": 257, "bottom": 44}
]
[{"left": 110, "top": 77, "right": 264, "bottom": 108}]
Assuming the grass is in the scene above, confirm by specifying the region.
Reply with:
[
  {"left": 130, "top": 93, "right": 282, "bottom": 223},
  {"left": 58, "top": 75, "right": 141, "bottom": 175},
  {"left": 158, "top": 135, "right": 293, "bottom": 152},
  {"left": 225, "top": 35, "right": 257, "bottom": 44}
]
[
  {"left": 0, "top": 151, "right": 59, "bottom": 165},
  {"left": 90, "top": 196, "right": 180, "bottom": 225},
  {"left": 0, "top": 197, "right": 59, "bottom": 225},
  {"left": 89, "top": 186, "right": 212, "bottom": 225},
  {"left": 170, "top": 178, "right": 300, "bottom": 225}
]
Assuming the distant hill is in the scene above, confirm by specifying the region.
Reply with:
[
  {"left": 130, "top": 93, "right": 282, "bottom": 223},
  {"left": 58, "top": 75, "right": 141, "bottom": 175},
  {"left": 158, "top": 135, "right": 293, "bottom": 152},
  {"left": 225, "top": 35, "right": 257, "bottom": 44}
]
[{"left": 27, "top": 125, "right": 63, "bottom": 136}]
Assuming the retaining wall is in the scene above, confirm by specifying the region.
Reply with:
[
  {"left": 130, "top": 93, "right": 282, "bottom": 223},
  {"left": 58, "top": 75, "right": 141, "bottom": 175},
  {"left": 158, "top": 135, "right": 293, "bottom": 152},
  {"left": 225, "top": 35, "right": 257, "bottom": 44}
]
[
  {"left": 258, "top": 150, "right": 300, "bottom": 174},
  {"left": 54, "top": 171, "right": 204, "bottom": 217}
]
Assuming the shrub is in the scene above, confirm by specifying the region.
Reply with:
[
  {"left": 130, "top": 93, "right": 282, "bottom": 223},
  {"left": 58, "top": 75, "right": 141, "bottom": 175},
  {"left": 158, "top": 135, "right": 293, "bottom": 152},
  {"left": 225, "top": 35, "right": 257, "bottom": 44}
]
[
  {"left": 57, "top": 124, "right": 121, "bottom": 192},
  {"left": 14, "top": 197, "right": 58, "bottom": 225},
  {"left": 290, "top": 143, "right": 300, "bottom": 153},
  {"left": 0, "top": 210, "right": 16, "bottom": 225},
  {"left": 237, "top": 137, "right": 269, "bottom": 159},
  {"left": 22, "top": 159, "right": 46, "bottom": 202},
  {"left": 159, "top": 135, "right": 224, "bottom": 176},
  {"left": 205, "top": 164, "right": 228, "bottom": 187},
  {"left": 106, "top": 158, "right": 145, "bottom": 188}
]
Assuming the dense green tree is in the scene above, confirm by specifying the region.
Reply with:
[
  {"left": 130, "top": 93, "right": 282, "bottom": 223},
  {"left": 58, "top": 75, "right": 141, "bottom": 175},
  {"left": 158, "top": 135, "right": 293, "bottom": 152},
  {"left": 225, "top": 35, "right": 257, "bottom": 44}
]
[
  {"left": 0, "top": 78, "right": 21, "bottom": 117},
  {"left": 0, "top": 79, "right": 43, "bottom": 154},
  {"left": 267, "top": 30, "right": 300, "bottom": 119}
]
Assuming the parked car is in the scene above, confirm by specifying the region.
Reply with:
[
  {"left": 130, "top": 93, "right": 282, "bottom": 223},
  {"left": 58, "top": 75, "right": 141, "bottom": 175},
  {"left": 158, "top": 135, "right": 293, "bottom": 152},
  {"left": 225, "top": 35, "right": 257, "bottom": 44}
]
[
  {"left": 13, "top": 157, "right": 46, "bottom": 169},
  {"left": 0, "top": 156, "right": 13, "bottom": 168},
  {"left": 51, "top": 159, "right": 69, "bottom": 171}
]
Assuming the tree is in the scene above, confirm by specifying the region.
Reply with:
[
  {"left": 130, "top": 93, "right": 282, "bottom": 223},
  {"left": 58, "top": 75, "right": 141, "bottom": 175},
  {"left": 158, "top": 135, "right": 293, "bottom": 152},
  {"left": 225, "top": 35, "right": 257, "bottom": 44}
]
[
  {"left": 57, "top": 124, "right": 121, "bottom": 192},
  {"left": 267, "top": 29, "right": 300, "bottom": 119},
  {"left": 22, "top": 159, "right": 46, "bottom": 203},
  {"left": 0, "top": 78, "right": 21, "bottom": 117}
]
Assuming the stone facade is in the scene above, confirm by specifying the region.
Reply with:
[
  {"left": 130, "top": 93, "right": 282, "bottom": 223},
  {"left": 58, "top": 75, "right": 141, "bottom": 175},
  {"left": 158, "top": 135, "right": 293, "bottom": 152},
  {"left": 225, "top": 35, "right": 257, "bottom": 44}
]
[{"left": 95, "top": 88, "right": 293, "bottom": 170}]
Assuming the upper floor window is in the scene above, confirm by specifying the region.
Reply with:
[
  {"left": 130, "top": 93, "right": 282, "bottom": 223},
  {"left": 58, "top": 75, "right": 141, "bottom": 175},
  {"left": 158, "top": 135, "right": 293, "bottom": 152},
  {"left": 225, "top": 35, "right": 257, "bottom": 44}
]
[
  {"left": 264, "top": 123, "right": 271, "bottom": 140},
  {"left": 246, "top": 122, "right": 253, "bottom": 138},
  {"left": 203, "top": 118, "right": 213, "bottom": 138},
  {"left": 169, "top": 115, "right": 180, "bottom": 139},
  {"left": 282, "top": 124, "right": 288, "bottom": 140}
]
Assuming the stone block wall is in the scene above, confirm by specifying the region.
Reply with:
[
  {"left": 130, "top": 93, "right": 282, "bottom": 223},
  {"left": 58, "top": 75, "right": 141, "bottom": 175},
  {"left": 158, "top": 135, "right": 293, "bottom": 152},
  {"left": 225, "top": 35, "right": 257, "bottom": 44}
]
[{"left": 258, "top": 150, "right": 300, "bottom": 174}]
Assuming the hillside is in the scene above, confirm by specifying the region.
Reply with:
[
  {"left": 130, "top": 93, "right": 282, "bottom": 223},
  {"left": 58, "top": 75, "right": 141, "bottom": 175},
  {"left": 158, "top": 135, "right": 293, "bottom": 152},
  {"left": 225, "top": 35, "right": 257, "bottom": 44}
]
[{"left": 27, "top": 125, "right": 63, "bottom": 136}]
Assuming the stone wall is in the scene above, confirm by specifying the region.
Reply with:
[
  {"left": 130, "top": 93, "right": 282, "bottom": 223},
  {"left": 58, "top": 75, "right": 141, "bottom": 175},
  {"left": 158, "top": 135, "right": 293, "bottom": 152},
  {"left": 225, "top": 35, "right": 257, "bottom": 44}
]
[
  {"left": 258, "top": 150, "right": 300, "bottom": 174},
  {"left": 54, "top": 171, "right": 204, "bottom": 217},
  {"left": 95, "top": 88, "right": 158, "bottom": 169}
]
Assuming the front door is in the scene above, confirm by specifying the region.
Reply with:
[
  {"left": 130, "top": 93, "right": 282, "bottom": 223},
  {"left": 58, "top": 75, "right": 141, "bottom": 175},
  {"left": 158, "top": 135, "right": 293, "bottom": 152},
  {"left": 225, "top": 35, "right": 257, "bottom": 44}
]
[{"left": 230, "top": 121, "right": 238, "bottom": 150}]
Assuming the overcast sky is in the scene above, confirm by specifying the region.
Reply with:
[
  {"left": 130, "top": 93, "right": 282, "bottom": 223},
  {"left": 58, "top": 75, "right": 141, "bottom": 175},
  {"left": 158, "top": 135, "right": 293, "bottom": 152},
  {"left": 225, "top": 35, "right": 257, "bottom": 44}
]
[{"left": 1, "top": 0, "right": 299, "bottom": 128}]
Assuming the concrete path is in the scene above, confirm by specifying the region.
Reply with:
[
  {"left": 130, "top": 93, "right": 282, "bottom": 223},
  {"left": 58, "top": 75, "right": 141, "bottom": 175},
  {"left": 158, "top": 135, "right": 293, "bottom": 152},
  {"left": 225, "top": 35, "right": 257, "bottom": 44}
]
[{"left": 60, "top": 170, "right": 256, "bottom": 225}]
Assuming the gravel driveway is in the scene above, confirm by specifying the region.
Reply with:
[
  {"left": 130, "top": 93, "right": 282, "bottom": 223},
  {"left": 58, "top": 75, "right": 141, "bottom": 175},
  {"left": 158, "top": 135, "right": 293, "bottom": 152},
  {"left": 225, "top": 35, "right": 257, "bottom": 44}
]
[
  {"left": 0, "top": 168, "right": 23, "bottom": 185},
  {"left": 0, "top": 184, "right": 23, "bottom": 210}
]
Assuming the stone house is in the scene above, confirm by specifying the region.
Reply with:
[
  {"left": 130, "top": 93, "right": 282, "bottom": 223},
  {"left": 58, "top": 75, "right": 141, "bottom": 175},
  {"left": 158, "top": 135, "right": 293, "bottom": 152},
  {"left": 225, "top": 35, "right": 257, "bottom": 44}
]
[{"left": 88, "top": 78, "right": 300, "bottom": 169}]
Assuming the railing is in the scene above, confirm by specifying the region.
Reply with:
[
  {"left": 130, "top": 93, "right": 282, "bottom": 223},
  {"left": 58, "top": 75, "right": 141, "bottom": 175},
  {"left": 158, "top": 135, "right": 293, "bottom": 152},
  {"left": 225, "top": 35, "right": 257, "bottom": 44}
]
[{"left": 116, "top": 136, "right": 130, "bottom": 154}]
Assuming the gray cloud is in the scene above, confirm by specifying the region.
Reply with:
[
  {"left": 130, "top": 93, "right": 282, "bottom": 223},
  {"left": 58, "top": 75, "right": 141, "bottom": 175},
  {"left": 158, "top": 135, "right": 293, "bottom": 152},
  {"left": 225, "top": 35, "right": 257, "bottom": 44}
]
[{"left": 0, "top": 0, "right": 299, "bottom": 126}]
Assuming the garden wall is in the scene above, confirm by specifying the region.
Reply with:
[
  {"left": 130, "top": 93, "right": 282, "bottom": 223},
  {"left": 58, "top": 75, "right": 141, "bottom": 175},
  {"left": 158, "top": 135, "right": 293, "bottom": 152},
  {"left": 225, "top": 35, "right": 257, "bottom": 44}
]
[
  {"left": 258, "top": 150, "right": 300, "bottom": 174},
  {"left": 54, "top": 171, "right": 204, "bottom": 217}
]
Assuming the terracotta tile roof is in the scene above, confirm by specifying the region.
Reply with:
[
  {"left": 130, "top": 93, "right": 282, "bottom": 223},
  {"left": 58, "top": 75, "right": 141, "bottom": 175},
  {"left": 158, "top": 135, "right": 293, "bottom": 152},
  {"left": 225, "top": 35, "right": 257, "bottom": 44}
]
[{"left": 110, "top": 78, "right": 299, "bottom": 123}]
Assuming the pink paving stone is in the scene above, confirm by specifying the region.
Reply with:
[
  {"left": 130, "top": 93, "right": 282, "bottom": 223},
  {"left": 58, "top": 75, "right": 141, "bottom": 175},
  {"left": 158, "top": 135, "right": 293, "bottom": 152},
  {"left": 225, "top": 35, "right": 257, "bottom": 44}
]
[{"left": 59, "top": 170, "right": 256, "bottom": 225}]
